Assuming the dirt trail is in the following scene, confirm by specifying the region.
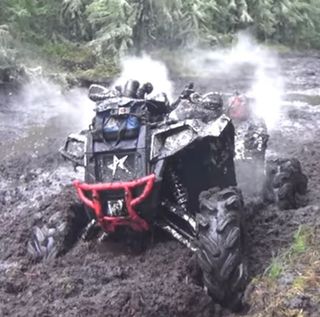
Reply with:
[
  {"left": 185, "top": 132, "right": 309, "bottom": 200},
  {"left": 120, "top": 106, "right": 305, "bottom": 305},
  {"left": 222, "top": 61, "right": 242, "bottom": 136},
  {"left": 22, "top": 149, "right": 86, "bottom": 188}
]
[{"left": 1, "top": 53, "right": 320, "bottom": 316}]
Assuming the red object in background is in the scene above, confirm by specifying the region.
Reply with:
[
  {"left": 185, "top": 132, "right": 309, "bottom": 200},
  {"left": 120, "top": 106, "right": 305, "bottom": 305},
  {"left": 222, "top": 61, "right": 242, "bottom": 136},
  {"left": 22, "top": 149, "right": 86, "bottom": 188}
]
[
  {"left": 73, "top": 174, "right": 156, "bottom": 232},
  {"left": 228, "top": 95, "right": 250, "bottom": 121}
]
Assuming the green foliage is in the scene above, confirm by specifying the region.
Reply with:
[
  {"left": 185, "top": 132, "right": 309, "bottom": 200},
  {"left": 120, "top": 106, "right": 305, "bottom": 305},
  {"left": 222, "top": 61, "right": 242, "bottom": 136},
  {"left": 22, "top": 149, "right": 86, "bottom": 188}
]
[
  {"left": 85, "top": 0, "right": 134, "bottom": 58},
  {"left": 1, "top": 0, "right": 320, "bottom": 71},
  {"left": 264, "top": 225, "right": 312, "bottom": 280},
  {"left": 0, "top": 25, "right": 13, "bottom": 48},
  {"left": 40, "top": 41, "right": 93, "bottom": 64},
  {"left": 291, "top": 226, "right": 310, "bottom": 254},
  {"left": 61, "top": 0, "right": 90, "bottom": 40},
  {"left": 265, "top": 257, "right": 284, "bottom": 279},
  {"left": 74, "top": 61, "right": 120, "bottom": 81},
  {"left": 0, "top": 24, "right": 17, "bottom": 66}
]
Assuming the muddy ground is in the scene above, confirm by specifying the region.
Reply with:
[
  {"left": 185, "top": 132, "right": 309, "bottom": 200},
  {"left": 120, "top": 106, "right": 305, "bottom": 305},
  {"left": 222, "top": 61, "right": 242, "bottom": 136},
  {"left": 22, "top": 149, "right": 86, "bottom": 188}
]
[{"left": 1, "top": 53, "right": 320, "bottom": 316}]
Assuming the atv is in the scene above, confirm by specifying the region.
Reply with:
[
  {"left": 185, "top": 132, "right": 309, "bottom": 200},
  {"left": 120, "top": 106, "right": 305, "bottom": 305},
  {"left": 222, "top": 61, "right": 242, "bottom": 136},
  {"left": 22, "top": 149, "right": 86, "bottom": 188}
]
[
  {"left": 171, "top": 87, "right": 308, "bottom": 209},
  {"left": 226, "top": 93, "right": 269, "bottom": 197},
  {"left": 28, "top": 81, "right": 248, "bottom": 310},
  {"left": 171, "top": 88, "right": 269, "bottom": 163},
  {"left": 227, "top": 92, "right": 308, "bottom": 208}
]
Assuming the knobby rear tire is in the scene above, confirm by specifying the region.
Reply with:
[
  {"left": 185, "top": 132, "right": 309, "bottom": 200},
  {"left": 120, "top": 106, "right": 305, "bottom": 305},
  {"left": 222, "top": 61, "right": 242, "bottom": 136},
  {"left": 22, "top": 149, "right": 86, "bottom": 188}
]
[{"left": 263, "top": 158, "right": 308, "bottom": 210}]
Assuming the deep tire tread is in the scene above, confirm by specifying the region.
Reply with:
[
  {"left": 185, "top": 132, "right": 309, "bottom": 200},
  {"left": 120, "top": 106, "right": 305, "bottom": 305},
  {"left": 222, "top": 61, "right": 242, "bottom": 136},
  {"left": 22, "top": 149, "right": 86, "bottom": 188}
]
[
  {"left": 28, "top": 203, "right": 88, "bottom": 260},
  {"left": 197, "top": 186, "right": 247, "bottom": 311},
  {"left": 263, "top": 158, "right": 308, "bottom": 210}
]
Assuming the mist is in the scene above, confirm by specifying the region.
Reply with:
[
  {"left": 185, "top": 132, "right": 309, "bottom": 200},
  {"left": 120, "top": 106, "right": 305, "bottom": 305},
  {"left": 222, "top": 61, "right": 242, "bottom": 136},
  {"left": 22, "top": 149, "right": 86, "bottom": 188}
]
[
  {"left": 185, "top": 33, "right": 284, "bottom": 130},
  {"left": 9, "top": 34, "right": 283, "bottom": 141},
  {"left": 115, "top": 54, "right": 174, "bottom": 101},
  {"left": 6, "top": 55, "right": 173, "bottom": 144},
  {"left": 12, "top": 78, "right": 95, "bottom": 132},
  {"left": 112, "top": 34, "right": 284, "bottom": 130}
]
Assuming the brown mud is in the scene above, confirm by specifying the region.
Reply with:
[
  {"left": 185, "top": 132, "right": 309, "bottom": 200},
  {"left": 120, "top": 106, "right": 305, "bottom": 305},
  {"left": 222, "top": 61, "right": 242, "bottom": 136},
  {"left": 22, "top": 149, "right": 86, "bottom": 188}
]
[{"left": 1, "top": 54, "right": 320, "bottom": 316}]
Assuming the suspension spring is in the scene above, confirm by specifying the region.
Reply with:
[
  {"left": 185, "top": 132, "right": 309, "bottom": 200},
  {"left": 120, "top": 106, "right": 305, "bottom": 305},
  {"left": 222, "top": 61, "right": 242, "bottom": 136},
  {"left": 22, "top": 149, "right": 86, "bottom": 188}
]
[{"left": 169, "top": 166, "right": 188, "bottom": 212}]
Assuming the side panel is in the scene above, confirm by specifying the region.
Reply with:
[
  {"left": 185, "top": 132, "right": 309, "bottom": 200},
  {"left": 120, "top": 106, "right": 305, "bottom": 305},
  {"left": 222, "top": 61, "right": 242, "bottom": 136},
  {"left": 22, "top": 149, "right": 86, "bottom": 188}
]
[{"left": 150, "top": 115, "right": 232, "bottom": 161}]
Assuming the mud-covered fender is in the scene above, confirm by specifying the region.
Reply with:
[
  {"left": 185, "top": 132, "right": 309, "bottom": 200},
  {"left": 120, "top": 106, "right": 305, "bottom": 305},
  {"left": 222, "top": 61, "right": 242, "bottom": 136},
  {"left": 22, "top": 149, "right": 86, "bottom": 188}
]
[
  {"left": 59, "top": 132, "right": 87, "bottom": 167},
  {"left": 234, "top": 118, "right": 269, "bottom": 161},
  {"left": 150, "top": 114, "right": 232, "bottom": 161}
]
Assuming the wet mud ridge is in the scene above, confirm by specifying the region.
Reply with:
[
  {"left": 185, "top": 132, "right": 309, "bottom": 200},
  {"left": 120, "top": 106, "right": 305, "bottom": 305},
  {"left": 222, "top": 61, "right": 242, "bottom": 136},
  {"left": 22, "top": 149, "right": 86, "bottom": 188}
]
[{"left": 1, "top": 54, "right": 320, "bottom": 316}]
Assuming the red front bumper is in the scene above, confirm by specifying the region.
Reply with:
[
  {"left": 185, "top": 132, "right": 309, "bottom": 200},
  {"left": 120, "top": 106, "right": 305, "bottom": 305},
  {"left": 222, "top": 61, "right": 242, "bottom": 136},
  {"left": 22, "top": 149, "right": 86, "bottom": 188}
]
[{"left": 73, "top": 174, "right": 156, "bottom": 232}]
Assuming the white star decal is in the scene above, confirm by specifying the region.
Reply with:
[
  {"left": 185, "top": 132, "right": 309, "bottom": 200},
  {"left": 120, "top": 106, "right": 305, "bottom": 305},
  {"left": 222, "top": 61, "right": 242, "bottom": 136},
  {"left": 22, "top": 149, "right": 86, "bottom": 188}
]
[{"left": 108, "top": 155, "right": 129, "bottom": 177}]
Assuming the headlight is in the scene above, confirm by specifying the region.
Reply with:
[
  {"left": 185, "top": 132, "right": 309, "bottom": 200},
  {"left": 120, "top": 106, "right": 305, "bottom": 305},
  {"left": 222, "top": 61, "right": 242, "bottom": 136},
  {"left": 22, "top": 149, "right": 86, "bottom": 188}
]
[{"left": 60, "top": 133, "right": 86, "bottom": 166}]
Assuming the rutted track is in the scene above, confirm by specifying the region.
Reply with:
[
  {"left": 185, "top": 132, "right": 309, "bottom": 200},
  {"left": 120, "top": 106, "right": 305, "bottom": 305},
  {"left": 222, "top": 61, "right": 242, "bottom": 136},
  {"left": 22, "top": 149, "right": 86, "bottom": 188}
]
[{"left": 1, "top": 53, "right": 320, "bottom": 316}]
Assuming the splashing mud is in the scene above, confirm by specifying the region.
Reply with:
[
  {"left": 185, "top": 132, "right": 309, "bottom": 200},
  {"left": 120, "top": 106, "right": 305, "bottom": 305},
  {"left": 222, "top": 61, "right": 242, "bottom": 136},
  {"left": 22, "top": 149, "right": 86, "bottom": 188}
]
[{"left": 0, "top": 79, "right": 94, "bottom": 159}]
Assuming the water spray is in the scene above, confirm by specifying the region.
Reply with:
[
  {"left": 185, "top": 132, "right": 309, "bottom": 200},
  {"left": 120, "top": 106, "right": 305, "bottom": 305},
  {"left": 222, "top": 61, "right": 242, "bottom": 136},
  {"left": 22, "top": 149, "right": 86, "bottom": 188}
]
[
  {"left": 186, "top": 33, "right": 284, "bottom": 130},
  {"left": 115, "top": 54, "right": 174, "bottom": 101},
  {"left": 13, "top": 79, "right": 95, "bottom": 131}
]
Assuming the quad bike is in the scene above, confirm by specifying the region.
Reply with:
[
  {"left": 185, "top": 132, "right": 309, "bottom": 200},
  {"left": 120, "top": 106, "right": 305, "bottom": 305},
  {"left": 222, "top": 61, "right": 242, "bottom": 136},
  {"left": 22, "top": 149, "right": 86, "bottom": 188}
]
[
  {"left": 227, "top": 93, "right": 308, "bottom": 207},
  {"left": 226, "top": 93, "right": 269, "bottom": 197},
  {"left": 170, "top": 88, "right": 269, "bottom": 197},
  {"left": 171, "top": 88, "right": 269, "bottom": 162},
  {"left": 227, "top": 93, "right": 269, "bottom": 162},
  {"left": 28, "top": 81, "right": 248, "bottom": 311}
]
